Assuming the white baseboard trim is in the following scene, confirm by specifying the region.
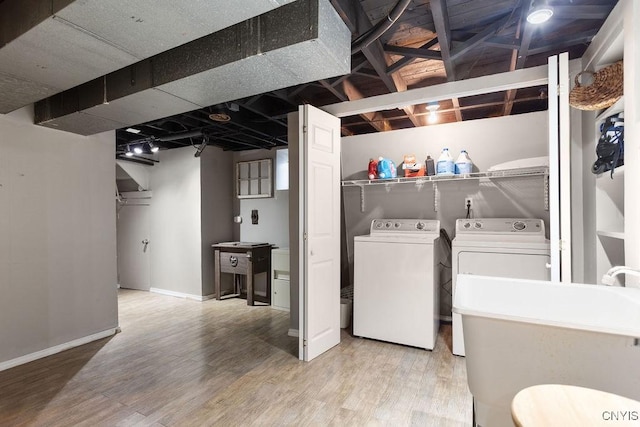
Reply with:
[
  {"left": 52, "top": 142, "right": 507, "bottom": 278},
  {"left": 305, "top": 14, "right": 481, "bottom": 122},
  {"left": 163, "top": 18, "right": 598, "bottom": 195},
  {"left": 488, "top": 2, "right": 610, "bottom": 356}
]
[
  {"left": 0, "top": 328, "right": 119, "bottom": 372},
  {"left": 150, "top": 287, "right": 212, "bottom": 302},
  {"left": 288, "top": 328, "right": 299, "bottom": 337}
]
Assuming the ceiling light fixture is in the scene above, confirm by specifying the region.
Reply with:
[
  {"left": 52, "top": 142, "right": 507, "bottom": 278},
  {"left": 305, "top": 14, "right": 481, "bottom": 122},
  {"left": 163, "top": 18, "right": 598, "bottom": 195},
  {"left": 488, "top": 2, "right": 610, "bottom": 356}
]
[
  {"left": 133, "top": 145, "right": 143, "bottom": 155},
  {"left": 426, "top": 102, "right": 440, "bottom": 124},
  {"left": 527, "top": 1, "right": 553, "bottom": 24},
  {"left": 149, "top": 141, "right": 159, "bottom": 153},
  {"left": 125, "top": 145, "right": 134, "bottom": 157},
  {"left": 208, "top": 112, "right": 231, "bottom": 122},
  {"left": 126, "top": 127, "right": 141, "bottom": 134}
]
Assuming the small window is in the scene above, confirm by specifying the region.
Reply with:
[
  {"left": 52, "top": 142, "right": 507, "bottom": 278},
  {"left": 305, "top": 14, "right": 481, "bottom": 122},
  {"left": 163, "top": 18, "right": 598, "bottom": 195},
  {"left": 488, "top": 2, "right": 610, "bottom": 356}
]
[
  {"left": 275, "top": 149, "right": 289, "bottom": 191},
  {"left": 236, "top": 159, "right": 272, "bottom": 199}
]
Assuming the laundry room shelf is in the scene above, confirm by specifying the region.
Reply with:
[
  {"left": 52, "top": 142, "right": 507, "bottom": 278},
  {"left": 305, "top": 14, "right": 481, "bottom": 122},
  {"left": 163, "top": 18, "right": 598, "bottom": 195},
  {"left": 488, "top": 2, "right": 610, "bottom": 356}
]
[
  {"left": 595, "top": 96, "right": 624, "bottom": 123},
  {"left": 596, "top": 230, "right": 625, "bottom": 240},
  {"left": 341, "top": 166, "right": 549, "bottom": 212},
  {"left": 341, "top": 166, "right": 548, "bottom": 187}
]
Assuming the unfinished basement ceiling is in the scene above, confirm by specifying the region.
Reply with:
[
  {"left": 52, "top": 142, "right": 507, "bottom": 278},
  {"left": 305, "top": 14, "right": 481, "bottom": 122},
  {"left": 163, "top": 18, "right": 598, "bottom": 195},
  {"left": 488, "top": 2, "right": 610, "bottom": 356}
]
[
  {"left": 0, "top": 0, "right": 619, "bottom": 161},
  {"left": 113, "top": 0, "right": 618, "bottom": 161}
]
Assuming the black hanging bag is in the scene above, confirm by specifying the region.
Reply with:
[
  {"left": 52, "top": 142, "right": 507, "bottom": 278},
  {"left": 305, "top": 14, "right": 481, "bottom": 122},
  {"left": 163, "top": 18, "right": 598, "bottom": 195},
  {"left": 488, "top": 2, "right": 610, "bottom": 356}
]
[{"left": 592, "top": 113, "right": 624, "bottom": 178}]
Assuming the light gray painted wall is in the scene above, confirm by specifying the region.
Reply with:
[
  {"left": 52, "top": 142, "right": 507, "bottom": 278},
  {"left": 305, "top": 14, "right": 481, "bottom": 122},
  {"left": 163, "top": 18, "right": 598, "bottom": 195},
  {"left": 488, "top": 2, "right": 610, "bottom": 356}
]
[
  {"left": 200, "top": 146, "right": 234, "bottom": 296},
  {"left": 287, "top": 112, "right": 300, "bottom": 333},
  {"left": 0, "top": 106, "right": 118, "bottom": 365},
  {"left": 150, "top": 147, "right": 203, "bottom": 297},
  {"left": 341, "top": 112, "right": 550, "bottom": 318},
  {"left": 233, "top": 149, "right": 290, "bottom": 249}
]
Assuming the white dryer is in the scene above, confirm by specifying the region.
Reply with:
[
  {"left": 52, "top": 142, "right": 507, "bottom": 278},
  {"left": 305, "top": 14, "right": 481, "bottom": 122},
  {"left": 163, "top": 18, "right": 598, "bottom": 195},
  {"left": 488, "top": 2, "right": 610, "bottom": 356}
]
[
  {"left": 354, "top": 219, "right": 440, "bottom": 350},
  {"left": 452, "top": 218, "right": 550, "bottom": 356}
]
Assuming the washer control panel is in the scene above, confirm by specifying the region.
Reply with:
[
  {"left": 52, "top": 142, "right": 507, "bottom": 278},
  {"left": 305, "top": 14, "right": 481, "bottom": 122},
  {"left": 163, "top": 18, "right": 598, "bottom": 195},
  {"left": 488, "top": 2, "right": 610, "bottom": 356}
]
[
  {"left": 370, "top": 219, "right": 439, "bottom": 234},
  {"left": 456, "top": 218, "right": 545, "bottom": 235}
]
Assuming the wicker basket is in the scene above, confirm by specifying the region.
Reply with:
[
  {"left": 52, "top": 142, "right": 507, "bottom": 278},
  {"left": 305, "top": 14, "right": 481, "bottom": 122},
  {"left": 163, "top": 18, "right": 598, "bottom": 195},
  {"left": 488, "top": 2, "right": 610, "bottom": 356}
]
[{"left": 569, "top": 61, "right": 623, "bottom": 111}]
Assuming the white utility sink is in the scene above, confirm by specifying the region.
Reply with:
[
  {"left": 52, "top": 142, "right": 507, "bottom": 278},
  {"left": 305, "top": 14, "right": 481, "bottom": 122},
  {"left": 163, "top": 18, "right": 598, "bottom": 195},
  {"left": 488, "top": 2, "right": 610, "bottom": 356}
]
[{"left": 453, "top": 275, "right": 640, "bottom": 427}]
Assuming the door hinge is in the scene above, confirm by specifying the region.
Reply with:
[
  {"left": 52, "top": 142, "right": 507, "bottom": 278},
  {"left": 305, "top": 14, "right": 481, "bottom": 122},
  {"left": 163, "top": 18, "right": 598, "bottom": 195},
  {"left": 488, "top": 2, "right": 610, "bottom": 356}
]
[
  {"left": 303, "top": 232, "right": 308, "bottom": 241},
  {"left": 303, "top": 125, "right": 308, "bottom": 133},
  {"left": 303, "top": 339, "right": 308, "bottom": 346}
]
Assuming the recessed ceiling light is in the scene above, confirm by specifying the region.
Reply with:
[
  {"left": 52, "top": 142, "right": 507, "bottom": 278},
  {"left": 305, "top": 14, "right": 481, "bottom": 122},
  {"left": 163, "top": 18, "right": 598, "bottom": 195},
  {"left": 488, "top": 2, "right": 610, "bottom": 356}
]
[
  {"left": 126, "top": 127, "right": 141, "bottom": 134},
  {"left": 527, "top": 2, "right": 553, "bottom": 24}
]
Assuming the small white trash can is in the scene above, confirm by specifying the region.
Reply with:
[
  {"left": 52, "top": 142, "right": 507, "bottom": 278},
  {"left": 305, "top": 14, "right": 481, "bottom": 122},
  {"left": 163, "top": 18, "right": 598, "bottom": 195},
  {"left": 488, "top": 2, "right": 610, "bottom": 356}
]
[{"left": 340, "top": 298, "right": 352, "bottom": 329}]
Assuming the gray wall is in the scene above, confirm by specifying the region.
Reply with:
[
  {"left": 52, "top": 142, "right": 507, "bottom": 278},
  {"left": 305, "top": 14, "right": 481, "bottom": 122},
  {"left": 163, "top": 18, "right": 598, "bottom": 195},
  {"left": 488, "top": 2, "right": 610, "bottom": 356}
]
[
  {"left": 150, "top": 147, "right": 204, "bottom": 297},
  {"left": 287, "top": 112, "right": 300, "bottom": 333},
  {"left": 0, "top": 106, "right": 118, "bottom": 366},
  {"left": 201, "top": 146, "right": 234, "bottom": 296},
  {"left": 147, "top": 145, "right": 234, "bottom": 298},
  {"left": 233, "top": 149, "right": 290, "bottom": 249}
]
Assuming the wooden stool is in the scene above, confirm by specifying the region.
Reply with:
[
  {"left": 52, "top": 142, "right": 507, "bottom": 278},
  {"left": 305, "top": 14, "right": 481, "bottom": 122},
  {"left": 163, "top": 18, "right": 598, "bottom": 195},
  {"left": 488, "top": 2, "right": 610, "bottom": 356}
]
[{"left": 512, "top": 384, "right": 640, "bottom": 427}]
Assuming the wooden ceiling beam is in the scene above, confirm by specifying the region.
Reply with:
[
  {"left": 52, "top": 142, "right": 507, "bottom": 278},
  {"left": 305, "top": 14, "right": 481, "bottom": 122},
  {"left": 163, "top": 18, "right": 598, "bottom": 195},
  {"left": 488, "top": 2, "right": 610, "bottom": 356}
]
[
  {"left": 483, "top": 35, "right": 521, "bottom": 50},
  {"left": 386, "top": 37, "right": 439, "bottom": 74},
  {"left": 330, "top": 0, "right": 421, "bottom": 127},
  {"left": 383, "top": 44, "right": 442, "bottom": 60},
  {"left": 321, "top": 78, "right": 395, "bottom": 132},
  {"left": 342, "top": 79, "right": 392, "bottom": 132},
  {"left": 386, "top": 55, "right": 417, "bottom": 75},
  {"left": 552, "top": 5, "right": 612, "bottom": 20},
  {"left": 430, "top": 0, "right": 462, "bottom": 122},
  {"left": 450, "top": 14, "right": 511, "bottom": 61},
  {"left": 504, "top": 2, "right": 533, "bottom": 116},
  {"left": 528, "top": 29, "right": 598, "bottom": 56}
]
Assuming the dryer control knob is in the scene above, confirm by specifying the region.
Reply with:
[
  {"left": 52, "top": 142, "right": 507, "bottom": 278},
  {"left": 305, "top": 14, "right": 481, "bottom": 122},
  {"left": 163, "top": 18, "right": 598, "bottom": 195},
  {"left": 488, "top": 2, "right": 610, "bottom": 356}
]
[
  {"left": 394, "top": 222, "right": 401, "bottom": 228},
  {"left": 416, "top": 222, "right": 425, "bottom": 230},
  {"left": 463, "top": 222, "right": 471, "bottom": 229},
  {"left": 513, "top": 221, "right": 526, "bottom": 231},
  {"left": 474, "top": 222, "right": 483, "bottom": 229}
]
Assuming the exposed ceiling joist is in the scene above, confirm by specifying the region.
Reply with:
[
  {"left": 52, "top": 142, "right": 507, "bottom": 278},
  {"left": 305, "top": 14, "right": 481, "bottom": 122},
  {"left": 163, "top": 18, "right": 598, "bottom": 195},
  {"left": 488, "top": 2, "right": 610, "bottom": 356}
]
[
  {"left": 342, "top": 79, "right": 392, "bottom": 132},
  {"left": 528, "top": 30, "right": 598, "bottom": 56},
  {"left": 330, "top": 0, "right": 422, "bottom": 127},
  {"left": 429, "top": 0, "right": 462, "bottom": 121},
  {"left": 504, "top": 2, "right": 535, "bottom": 115},
  {"left": 383, "top": 44, "right": 442, "bottom": 60},
  {"left": 386, "top": 37, "right": 439, "bottom": 74},
  {"left": 483, "top": 35, "right": 522, "bottom": 50},
  {"left": 552, "top": 5, "right": 612, "bottom": 20},
  {"left": 450, "top": 14, "right": 512, "bottom": 61}
]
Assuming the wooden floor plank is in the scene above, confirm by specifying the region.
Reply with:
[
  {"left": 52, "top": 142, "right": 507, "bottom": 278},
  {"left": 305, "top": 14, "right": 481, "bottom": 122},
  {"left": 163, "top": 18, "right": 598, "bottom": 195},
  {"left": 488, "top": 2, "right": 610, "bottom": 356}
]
[{"left": 0, "top": 289, "right": 472, "bottom": 426}]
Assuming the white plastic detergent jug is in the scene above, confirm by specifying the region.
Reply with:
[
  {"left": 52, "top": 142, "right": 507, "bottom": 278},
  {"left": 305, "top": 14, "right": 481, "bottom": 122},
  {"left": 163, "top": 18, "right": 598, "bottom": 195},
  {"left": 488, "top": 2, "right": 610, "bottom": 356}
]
[
  {"left": 436, "top": 148, "right": 455, "bottom": 175},
  {"left": 455, "top": 150, "right": 473, "bottom": 174}
]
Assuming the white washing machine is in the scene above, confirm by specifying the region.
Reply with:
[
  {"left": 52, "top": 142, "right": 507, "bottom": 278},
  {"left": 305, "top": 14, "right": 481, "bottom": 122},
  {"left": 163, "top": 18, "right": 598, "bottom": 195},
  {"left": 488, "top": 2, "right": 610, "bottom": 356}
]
[
  {"left": 354, "top": 219, "right": 440, "bottom": 350},
  {"left": 452, "top": 218, "right": 550, "bottom": 356}
]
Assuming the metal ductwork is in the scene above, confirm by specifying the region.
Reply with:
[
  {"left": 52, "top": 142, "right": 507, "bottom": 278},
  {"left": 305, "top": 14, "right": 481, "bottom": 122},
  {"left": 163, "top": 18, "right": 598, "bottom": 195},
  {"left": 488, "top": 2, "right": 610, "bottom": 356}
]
[
  {"left": 31, "top": 0, "right": 350, "bottom": 135},
  {"left": 0, "top": 0, "right": 295, "bottom": 114}
]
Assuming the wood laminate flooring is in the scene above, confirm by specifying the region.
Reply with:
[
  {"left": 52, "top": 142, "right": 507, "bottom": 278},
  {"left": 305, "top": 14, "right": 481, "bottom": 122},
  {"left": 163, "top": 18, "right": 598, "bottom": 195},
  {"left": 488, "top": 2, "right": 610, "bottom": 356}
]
[{"left": 0, "top": 289, "right": 472, "bottom": 426}]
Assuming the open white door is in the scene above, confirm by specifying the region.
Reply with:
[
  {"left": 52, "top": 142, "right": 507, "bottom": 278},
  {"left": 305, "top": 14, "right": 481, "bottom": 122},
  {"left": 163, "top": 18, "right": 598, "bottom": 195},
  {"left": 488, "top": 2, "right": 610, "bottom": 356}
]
[
  {"left": 548, "top": 53, "right": 572, "bottom": 283},
  {"left": 298, "top": 104, "right": 341, "bottom": 361},
  {"left": 117, "top": 193, "right": 151, "bottom": 291}
]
